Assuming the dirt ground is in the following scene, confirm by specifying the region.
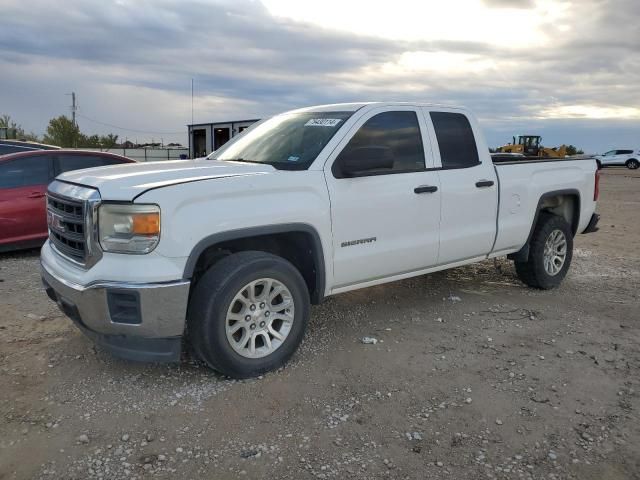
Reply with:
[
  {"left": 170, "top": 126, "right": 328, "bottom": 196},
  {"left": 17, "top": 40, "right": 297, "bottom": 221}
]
[{"left": 1, "top": 168, "right": 639, "bottom": 480}]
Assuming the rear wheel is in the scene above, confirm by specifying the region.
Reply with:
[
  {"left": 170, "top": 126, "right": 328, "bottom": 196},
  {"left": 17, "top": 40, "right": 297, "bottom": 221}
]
[
  {"left": 187, "top": 251, "right": 310, "bottom": 378},
  {"left": 514, "top": 213, "right": 573, "bottom": 289},
  {"left": 626, "top": 159, "right": 639, "bottom": 170}
]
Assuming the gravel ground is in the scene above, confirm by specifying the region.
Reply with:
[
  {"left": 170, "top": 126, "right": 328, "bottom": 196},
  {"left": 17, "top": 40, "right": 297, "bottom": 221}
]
[{"left": 1, "top": 168, "right": 639, "bottom": 480}]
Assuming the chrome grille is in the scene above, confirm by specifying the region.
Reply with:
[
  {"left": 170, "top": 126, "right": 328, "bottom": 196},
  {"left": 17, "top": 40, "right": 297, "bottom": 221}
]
[
  {"left": 47, "top": 193, "right": 87, "bottom": 263},
  {"left": 46, "top": 180, "right": 102, "bottom": 268}
]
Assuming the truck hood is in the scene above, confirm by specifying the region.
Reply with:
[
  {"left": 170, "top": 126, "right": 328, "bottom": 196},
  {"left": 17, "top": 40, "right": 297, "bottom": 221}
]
[{"left": 57, "top": 159, "right": 275, "bottom": 201}]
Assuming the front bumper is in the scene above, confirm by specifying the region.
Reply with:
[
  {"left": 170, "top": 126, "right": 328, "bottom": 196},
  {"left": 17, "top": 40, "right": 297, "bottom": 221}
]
[{"left": 41, "top": 260, "right": 190, "bottom": 362}]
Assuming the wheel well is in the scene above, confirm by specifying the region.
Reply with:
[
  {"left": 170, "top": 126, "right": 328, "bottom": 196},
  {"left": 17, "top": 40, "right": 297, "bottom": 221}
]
[
  {"left": 188, "top": 231, "right": 324, "bottom": 304},
  {"left": 539, "top": 193, "right": 580, "bottom": 236},
  {"left": 508, "top": 191, "right": 580, "bottom": 262}
]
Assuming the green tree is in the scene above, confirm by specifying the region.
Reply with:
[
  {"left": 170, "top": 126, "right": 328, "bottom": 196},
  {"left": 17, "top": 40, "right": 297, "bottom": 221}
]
[
  {"left": 79, "top": 134, "right": 101, "bottom": 147},
  {"left": 100, "top": 133, "right": 119, "bottom": 148},
  {"left": 76, "top": 132, "right": 119, "bottom": 148},
  {"left": 565, "top": 145, "right": 584, "bottom": 156},
  {"left": 43, "top": 115, "right": 81, "bottom": 147}
]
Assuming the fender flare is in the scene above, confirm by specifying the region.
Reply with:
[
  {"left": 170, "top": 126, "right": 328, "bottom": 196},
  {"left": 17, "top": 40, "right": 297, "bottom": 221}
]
[
  {"left": 183, "top": 223, "right": 326, "bottom": 304},
  {"left": 508, "top": 189, "right": 581, "bottom": 262}
]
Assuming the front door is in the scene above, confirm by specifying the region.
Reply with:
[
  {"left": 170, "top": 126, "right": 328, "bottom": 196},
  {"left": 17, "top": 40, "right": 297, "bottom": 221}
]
[
  {"left": 0, "top": 155, "right": 52, "bottom": 245},
  {"left": 324, "top": 107, "right": 441, "bottom": 289}
]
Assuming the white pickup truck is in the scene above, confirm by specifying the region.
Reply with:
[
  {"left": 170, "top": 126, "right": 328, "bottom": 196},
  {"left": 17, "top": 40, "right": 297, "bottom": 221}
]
[{"left": 41, "top": 102, "right": 600, "bottom": 378}]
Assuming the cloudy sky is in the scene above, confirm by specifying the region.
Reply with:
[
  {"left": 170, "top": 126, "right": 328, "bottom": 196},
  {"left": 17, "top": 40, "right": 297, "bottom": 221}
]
[{"left": 1, "top": 0, "right": 638, "bottom": 152}]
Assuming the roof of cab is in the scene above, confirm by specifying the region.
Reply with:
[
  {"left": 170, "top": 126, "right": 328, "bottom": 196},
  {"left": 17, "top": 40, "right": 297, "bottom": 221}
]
[{"left": 285, "top": 101, "right": 462, "bottom": 114}]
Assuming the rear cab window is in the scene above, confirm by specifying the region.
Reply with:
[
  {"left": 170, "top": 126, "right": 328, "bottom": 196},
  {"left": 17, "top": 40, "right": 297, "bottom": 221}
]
[{"left": 429, "top": 111, "right": 479, "bottom": 169}]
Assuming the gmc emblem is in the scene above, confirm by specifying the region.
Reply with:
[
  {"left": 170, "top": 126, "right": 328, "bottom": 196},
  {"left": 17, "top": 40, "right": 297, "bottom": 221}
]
[{"left": 47, "top": 210, "right": 65, "bottom": 232}]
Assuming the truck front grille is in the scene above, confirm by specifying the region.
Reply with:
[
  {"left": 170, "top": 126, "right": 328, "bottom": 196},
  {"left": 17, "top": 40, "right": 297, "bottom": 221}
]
[{"left": 47, "top": 193, "right": 87, "bottom": 264}]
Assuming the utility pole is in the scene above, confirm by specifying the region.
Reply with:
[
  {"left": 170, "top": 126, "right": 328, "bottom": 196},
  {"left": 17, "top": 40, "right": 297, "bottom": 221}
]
[
  {"left": 66, "top": 92, "right": 77, "bottom": 127},
  {"left": 71, "top": 92, "right": 77, "bottom": 127},
  {"left": 191, "top": 78, "right": 194, "bottom": 125},
  {"left": 65, "top": 92, "right": 78, "bottom": 148}
]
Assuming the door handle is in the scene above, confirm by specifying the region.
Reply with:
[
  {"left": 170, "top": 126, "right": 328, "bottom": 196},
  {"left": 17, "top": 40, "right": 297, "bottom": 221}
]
[
  {"left": 414, "top": 185, "right": 438, "bottom": 194},
  {"left": 28, "top": 192, "right": 46, "bottom": 198},
  {"left": 475, "top": 180, "right": 494, "bottom": 188}
]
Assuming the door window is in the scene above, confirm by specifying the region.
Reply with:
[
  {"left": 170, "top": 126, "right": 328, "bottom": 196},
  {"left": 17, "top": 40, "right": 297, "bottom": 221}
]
[
  {"left": 0, "top": 157, "right": 50, "bottom": 189},
  {"left": 430, "top": 112, "right": 479, "bottom": 169},
  {"left": 333, "top": 111, "right": 425, "bottom": 177}
]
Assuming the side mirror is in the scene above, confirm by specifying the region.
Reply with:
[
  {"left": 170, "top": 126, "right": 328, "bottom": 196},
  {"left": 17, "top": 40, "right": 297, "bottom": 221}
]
[{"left": 336, "top": 146, "right": 394, "bottom": 177}]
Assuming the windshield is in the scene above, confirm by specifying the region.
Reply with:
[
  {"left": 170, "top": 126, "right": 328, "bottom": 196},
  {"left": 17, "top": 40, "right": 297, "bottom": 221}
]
[{"left": 209, "top": 111, "right": 353, "bottom": 170}]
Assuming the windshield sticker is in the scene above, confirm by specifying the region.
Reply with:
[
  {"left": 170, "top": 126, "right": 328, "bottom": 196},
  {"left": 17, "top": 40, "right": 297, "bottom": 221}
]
[
  {"left": 304, "top": 118, "right": 343, "bottom": 127},
  {"left": 287, "top": 156, "right": 300, "bottom": 162}
]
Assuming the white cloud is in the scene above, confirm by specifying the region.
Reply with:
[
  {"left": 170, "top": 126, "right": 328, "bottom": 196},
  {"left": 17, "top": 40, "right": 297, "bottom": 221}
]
[
  {"left": 387, "top": 51, "right": 498, "bottom": 74},
  {"left": 539, "top": 104, "right": 640, "bottom": 120},
  {"left": 261, "top": 0, "right": 571, "bottom": 47}
]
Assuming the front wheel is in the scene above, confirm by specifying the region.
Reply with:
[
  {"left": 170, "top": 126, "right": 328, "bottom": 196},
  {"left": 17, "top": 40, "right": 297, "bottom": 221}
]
[
  {"left": 626, "top": 159, "right": 639, "bottom": 170},
  {"left": 187, "top": 251, "right": 310, "bottom": 378},
  {"left": 514, "top": 213, "right": 573, "bottom": 289}
]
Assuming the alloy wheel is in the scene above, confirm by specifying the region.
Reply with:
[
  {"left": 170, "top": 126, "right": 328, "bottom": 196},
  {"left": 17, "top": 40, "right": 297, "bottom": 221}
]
[{"left": 225, "top": 278, "right": 295, "bottom": 358}]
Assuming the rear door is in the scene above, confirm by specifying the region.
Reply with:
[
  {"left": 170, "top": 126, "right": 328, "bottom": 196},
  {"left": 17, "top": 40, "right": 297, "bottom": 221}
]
[
  {"left": 423, "top": 109, "right": 498, "bottom": 264},
  {"left": 0, "top": 155, "right": 52, "bottom": 245},
  {"left": 324, "top": 106, "right": 441, "bottom": 289},
  {"left": 618, "top": 150, "right": 634, "bottom": 164}
]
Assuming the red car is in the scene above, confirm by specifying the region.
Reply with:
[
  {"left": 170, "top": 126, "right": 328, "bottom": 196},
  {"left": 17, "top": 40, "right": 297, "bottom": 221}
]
[{"left": 0, "top": 150, "right": 135, "bottom": 252}]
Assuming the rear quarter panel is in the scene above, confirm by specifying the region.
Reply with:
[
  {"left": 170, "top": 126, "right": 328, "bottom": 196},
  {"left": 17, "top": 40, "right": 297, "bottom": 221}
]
[{"left": 492, "top": 159, "right": 597, "bottom": 254}]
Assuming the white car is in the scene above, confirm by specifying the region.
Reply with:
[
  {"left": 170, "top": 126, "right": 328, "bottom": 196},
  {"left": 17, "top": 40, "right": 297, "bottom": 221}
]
[
  {"left": 40, "top": 102, "right": 600, "bottom": 378},
  {"left": 595, "top": 149, "right": 639, "bottom": 169}
]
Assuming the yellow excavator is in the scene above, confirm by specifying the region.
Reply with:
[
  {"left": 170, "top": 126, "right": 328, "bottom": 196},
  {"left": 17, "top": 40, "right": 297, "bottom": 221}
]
[{"left": 498, "top": 135, "right": 567, "bottom": 158}]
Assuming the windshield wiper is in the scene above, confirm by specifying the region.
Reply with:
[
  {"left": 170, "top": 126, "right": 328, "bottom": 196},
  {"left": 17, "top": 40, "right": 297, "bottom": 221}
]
[
  {"left": 221, "top": 158, "right": 262, "bottom": 164},
  {"left": 218, "top": 157, "right": 292, "bottom": 170}
]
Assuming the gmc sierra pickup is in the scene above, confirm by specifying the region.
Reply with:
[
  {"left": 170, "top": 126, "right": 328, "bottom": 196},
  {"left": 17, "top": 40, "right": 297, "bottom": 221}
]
[{"left": 40, "top": 102, "right": 600, "bottom": 378}]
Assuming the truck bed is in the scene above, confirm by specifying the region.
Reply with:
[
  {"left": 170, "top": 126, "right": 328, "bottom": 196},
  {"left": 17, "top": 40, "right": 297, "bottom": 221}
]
[{"left": 490, "top": 156, "right": 598, "bottom": 257}]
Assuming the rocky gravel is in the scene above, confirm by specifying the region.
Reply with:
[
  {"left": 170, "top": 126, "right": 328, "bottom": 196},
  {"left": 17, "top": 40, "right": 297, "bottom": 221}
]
[{"left": 1, "top": 168, "right": 639, "bottom": 479}]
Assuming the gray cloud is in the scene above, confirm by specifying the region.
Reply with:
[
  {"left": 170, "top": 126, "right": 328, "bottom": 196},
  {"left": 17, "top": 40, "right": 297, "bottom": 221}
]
[{"left": 0, "top": 0, "right": 638, "bottom": 152}]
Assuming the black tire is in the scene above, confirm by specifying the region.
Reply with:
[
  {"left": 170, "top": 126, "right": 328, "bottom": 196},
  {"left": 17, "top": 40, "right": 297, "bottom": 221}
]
[
  {"left": 626, "top": 159, "right": 639, "bottom": 170},
  {"left": 514, "top": 213, "right": 573, "bottom": 289},
  {"left": 187, "top": 251, "right": 310, "bottom": 378}
]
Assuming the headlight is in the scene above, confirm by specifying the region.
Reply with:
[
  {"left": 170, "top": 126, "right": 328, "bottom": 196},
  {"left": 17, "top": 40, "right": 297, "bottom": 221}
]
[{"left": 98, "top": 204, "right": 160, "bottom": 254}]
